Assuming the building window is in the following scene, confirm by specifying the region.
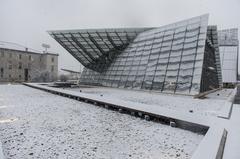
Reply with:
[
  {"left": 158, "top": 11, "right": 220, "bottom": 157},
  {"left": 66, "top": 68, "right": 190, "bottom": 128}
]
[
  {"left": 19, "top": 62, "right": 22, "bottom": 69},
  {"left": 29, "top": 55, "right": 31, "bottom": 61},
  {"left": 51, "top": 65, "right": 54, "bottom": 72},
  {"left": 9, "top": 74, "right": 11, "bottom": 78},
  {"left": 9, "top": 53, "right": 12, "bottom": 58},
  {"left": 0, "top": 68, "right": 3, "bottom": 78},
  {"left": 8, "top": 62, "right": 12, "bottom": 69},
  {"left": 51, "top": 57, "right": 54, "bottom": 62},
  {"left": 19, "top": 75, "right": 22, "bottom": 79},
  {"left": 19, "top": 54, "right": 22, "bottom": 59}
]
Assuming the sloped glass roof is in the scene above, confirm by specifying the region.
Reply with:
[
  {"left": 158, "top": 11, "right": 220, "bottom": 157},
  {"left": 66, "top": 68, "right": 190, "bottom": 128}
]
[
  {"left": 49, "top": 28, "right": 151, "bottom": 72},
  {"left": 50, "top": 14, "right": 222, "bottom": 95}
]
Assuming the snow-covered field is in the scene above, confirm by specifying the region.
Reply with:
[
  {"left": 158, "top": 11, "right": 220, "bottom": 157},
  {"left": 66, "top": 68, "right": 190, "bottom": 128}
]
[
  {"left": 0, "top": 85, "right": 203, "bottom": 159},
  {"left": 66, "top": 86, "right": 231, "bottom": 117}
]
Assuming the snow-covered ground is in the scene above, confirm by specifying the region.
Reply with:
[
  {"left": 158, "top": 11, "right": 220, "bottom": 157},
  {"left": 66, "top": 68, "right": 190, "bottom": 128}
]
[
  {"left": 0, "top": 85, "right": 203, "bottom": 159},
  {"left": 66, "top": 86, "right": 231, "bottom": 117}
]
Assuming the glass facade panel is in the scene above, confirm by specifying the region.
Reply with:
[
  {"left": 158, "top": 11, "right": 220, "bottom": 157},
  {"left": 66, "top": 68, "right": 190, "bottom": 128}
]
[{"left": 50, "top": 14, "right": 223, "bottom": 95}]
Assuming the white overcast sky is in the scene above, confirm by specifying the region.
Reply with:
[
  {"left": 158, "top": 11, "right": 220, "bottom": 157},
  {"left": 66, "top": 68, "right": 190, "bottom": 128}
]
[{"left": 0, "top": 0, "right": 239, "bottom": 73}]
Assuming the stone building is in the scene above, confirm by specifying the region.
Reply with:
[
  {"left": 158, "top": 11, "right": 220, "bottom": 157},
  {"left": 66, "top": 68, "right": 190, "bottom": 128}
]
[{"left": 0, "top": 47, "right": 58, "bottom": 82}]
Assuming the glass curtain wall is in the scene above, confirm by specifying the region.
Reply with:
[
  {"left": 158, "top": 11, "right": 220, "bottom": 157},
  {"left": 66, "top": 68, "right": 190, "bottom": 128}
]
[{"left": 79, "top": 14, "right": 209, "bottom": 95}]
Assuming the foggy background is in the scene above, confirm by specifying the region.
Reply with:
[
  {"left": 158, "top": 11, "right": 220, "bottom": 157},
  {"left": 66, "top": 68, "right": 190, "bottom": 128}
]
[{"left": 0, "top": 0, "right": 239, "bottom": 74}]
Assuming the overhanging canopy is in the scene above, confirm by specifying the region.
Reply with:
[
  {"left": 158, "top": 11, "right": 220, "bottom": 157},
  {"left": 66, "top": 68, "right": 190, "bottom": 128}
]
[{"left": 49, "top": 28, "right": 151, "bottom": 72}]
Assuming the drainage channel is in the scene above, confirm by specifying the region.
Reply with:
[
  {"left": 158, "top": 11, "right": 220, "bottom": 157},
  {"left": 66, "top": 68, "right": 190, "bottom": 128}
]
[{"left": 23, "top": 83, "right": 209, "bottom": 135}]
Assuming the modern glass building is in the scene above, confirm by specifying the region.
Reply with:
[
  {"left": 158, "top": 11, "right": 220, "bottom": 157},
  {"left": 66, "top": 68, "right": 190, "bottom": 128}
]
[
  {"left": 49, "top": 14, "right": 222, "bottom": 95},
  {"left": 218, "top": 28, "right": 239, "bottom": 87}
]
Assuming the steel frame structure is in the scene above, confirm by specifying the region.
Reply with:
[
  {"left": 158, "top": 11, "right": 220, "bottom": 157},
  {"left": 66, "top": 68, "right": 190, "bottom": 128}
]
[
  {"left": 49, "top": 28, "right": 150, "bottom": 72},
  {"left": 49, "top": 14, "right": 223, "bottom": 95}
]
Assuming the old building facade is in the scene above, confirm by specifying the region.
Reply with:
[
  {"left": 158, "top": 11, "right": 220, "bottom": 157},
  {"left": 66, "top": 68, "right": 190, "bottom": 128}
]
[{"left": 0, "top": 48, "right": 58, "bottom": 82}]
